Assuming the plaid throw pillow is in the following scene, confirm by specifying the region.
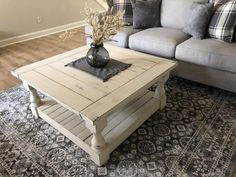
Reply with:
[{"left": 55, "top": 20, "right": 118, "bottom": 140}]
[
  {"left": 208, "top": 0, "right": 236, "bottom": 42},
  {"left": 113, "top": 0, "right": 133, "bottom": 25}
]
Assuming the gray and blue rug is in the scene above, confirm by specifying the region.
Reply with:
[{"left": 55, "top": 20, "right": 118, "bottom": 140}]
[{"left": 0, "top": 76, "right": 236, "bottom": 177}]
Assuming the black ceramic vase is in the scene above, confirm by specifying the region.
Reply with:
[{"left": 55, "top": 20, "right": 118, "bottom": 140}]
[{"left": 86, "top": 43, "right": 110, "bottom": 68}]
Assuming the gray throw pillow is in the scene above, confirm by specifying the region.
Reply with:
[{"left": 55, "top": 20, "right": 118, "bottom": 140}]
[
  {"left": 183, "top": 3, "right": 214, "bottom": 39},
  {"left": 130, "top": 0, "right": 161, "bottom": 29}
]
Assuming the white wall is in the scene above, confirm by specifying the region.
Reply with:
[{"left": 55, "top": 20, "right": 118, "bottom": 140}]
[{"left": 0, "top": 0, "right": 103, "bottom": 40}]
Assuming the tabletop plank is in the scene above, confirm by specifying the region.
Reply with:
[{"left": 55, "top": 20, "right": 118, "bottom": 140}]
[
  {"left": 20, "top": 71, "right": 92, "bottom": 113},
  {"left": 81, "top": 60, "right": 177, "bottom": 122},
  {"left": 12, "top": 46, "right": 88, "bottom": 78},
  {"left": 34, "top": 65, "right": 106, "bottom": 101},
  {"left": 49, "top": 61, "right": 126, "bottom": 93}
]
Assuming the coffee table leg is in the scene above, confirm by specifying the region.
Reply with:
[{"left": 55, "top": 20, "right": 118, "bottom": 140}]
[
  {"left": 23, "top": 83, "right": 42, "bottom": 118},
  {"left": 84, "top": 118, "right": 109, "bottom": 166},
  {"left": 154, "top": 73, "right": 169, "bottom": 109}
]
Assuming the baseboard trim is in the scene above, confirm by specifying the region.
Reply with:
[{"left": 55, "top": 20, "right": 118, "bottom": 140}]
[{"left": 0, "top": 20, "right": 86, "bottom": 47}]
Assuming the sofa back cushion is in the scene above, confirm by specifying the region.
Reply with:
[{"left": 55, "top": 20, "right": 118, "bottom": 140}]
[
  {"left": 131, "top": 0, "right": 162, "bottom": 29},
  {"left": 161, "top": 0, "right": 208, "bottom": 29}
]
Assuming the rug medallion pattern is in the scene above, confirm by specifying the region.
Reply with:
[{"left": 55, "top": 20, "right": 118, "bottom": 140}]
[{"left": 0, "top": 77, "right": 235, "bottom": 177}]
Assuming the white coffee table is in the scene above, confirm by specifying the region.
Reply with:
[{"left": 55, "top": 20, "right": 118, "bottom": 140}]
[{"left": 12, "top": 44, "right": 177, "bottom": 166}]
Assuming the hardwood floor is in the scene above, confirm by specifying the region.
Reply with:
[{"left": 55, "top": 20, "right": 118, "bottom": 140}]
[
  {"left": 0, "top": 26, "right": 236, "bottom": 177},
  {"left": 0, "top": 27, "right": 86, "bottom": 91}
]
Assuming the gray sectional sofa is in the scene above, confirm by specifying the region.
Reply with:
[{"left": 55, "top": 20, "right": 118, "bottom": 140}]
[{"left": 85, "top": 0, "right": 236, "bottom": 93}]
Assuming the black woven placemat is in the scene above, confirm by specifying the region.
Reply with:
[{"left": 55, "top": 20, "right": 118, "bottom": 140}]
[{"left": 65, "top": 57, "right": 132, "bottom": 82}]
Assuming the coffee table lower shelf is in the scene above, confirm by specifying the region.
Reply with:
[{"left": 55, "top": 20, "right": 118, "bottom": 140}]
[{"left": 37, "top": 91, "right": 160, "bottom": 166}]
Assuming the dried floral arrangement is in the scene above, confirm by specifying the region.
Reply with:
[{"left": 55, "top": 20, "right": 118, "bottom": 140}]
[
  {"left": 85, "top": 7, "right": 125, "bottom": 45},
  {"left": 59, "top": 7, "right": 125, "bottom": 45}
]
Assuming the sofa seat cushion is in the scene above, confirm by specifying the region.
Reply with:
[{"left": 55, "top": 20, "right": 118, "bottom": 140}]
[
  {"left": 129, "top": 28, "right": 190, "bottom": 58},
  {"left": 176, "top": 38, "right": 236, "bottom": 73},
  {"left": 85, "top": 25, "right": 141, "bottom": 48}
]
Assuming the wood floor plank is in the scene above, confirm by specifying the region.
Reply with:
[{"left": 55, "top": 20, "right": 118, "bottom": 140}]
[
  {"left": 0, "top": 27, "right": 85, "bottom": 91},
  {"left": 12, "top": 46, "right": 88, "bottom": 78}
]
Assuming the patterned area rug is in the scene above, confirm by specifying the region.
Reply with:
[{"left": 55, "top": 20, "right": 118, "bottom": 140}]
[{"left": 0, "top": 76, "right": 236, "bottom": 177}]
